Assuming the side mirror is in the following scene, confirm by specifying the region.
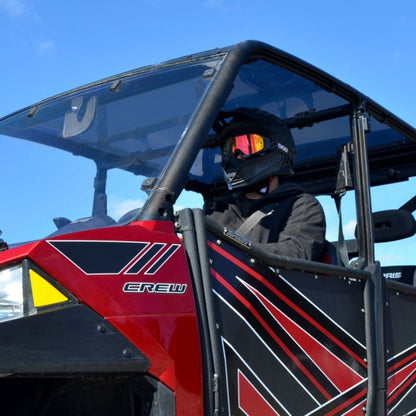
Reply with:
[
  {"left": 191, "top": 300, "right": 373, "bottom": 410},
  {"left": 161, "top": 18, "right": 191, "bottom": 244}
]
[{"left": 373, "top": 209, "right": 416, "bottom": 243}]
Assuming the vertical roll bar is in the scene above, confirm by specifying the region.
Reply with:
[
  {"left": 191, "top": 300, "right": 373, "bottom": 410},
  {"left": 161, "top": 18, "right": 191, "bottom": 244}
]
[{"left": 351, "top": 103, "right": 387, "bottom": 414}]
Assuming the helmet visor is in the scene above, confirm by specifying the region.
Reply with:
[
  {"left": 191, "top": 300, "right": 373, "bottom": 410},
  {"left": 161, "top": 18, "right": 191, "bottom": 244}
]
[{"left": 223, "top": 133, "right": 270, "bottom": 159}]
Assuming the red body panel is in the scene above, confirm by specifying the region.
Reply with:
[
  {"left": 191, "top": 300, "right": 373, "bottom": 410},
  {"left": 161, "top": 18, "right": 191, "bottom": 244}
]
[{"left": 0, "top": 220, "right": 204, "bottom": 415}]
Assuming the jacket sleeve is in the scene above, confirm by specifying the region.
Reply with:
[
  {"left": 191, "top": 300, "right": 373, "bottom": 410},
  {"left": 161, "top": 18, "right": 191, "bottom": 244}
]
[{"left": 255, "top": 193, "right": 326, "bottom": 261}]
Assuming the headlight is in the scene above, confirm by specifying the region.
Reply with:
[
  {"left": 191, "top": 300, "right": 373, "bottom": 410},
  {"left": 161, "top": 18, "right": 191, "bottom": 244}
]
[
  {"left": 0, "top": 261, "right": 73, "bottom": 323},
  {"left": 0, "top": 265, "right": 24, "bottom": 322}
]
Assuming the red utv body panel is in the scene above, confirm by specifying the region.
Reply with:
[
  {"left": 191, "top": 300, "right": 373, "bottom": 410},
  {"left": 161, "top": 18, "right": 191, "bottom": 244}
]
[{"left": 0, "top": 221, "right": 204, "bottom": 415}]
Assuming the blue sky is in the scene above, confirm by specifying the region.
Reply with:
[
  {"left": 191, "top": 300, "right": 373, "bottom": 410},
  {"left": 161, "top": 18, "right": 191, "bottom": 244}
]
[
  {"left": 1, "top": 0, "right": 416, "bottom": 126},
  {"left": 1, "top": 0, "right": 416, "bottom": 265}
]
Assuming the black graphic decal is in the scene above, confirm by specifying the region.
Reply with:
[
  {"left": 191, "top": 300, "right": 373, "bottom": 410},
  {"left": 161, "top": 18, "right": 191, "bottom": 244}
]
[
  {"left": 48, "top": 240, "right": 148, "bottom": 274},
  {"left": 145, "top": 244, "right": 181, "bottom": 275},
  {"left": 48, "top": 240, "right": 182, "bottom": 276},
  {"left": 125, "top": 243, "right": 166, "bottom": 274}
]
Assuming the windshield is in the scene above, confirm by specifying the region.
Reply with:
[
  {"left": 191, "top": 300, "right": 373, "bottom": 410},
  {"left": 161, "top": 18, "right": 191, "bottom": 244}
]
[
  {"left": 0, "top": 54, "right": 224, "bottom": 244},
  {"left": 1, "top": 44, "right": 415, "bottom": 250}
]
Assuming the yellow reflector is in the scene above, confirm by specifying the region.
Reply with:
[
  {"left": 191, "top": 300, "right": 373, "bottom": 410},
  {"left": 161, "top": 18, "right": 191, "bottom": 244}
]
[{"left": 29, "top": 269, "right": 68, "bottom": 308}]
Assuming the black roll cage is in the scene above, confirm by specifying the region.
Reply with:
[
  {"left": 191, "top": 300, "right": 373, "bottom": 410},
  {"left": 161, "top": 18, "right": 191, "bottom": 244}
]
[{"left": 141, "top": 40, "right": 416, "bottom": 414}]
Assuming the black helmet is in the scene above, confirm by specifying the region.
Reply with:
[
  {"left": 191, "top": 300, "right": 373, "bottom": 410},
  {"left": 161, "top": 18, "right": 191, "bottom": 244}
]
[{"left": 214, "top": 108, "right": 295, "bottom": 190}]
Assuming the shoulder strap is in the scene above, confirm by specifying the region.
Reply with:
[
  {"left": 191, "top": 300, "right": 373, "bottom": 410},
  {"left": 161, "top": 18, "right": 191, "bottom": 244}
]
[
  {"left": 235, "top": 193, "right": 298, "bottom": 238},
  {"left": 333, "top": 193, "right": 349, "bottom": 267},
  {"left": 235, "top": 206, "right": 275, "bottom": 236}
]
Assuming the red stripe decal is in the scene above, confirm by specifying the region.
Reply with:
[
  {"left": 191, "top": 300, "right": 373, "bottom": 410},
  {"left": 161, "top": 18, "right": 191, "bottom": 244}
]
[
  {"left": 324, "top": 389, "right": 367, "bottom": 416},
  {"left": 336, "top": 400, "right": 366, "bottom": 416},
  {"left": 243, "top": 281, "right": 363, "bottom": 391},
  {"left": 388, "top": 350, "right": 416, "bottom": 375},
  {"left": 388, "top": 368, "right": 416, "bottom": 406},
  {"left": 212, "top": 268, "right": 333, "bottom": 400},
  {"left": 238, "top": 370, "right": 280, "bottom": 416}
]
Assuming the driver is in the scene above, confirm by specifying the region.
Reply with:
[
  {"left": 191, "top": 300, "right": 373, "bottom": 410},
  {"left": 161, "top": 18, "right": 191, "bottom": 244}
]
[{"left": 205, "top": 107, "right": 326, "bottom": 261}]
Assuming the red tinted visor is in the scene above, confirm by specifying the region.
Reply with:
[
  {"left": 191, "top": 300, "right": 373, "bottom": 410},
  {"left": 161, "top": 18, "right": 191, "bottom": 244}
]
[{"left": 223, "top": 134, "right": 269, "bottom": 159}]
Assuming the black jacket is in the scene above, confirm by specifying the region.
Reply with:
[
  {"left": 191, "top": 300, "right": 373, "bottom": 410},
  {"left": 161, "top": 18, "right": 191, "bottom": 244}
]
[{"left": 206, "top": 182, "right": 326, "bottom": 261}]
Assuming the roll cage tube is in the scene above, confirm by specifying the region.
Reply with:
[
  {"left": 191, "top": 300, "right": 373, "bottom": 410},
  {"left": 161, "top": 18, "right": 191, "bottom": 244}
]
[
  {"left": 350, "top": 102, "right": 387, "bottom": 414},
  {"left": 350, "top": 103, "right": 375, "bottom": 268},
  {"left": 136, "top": 45, "right": 243, "bottom": 221}
]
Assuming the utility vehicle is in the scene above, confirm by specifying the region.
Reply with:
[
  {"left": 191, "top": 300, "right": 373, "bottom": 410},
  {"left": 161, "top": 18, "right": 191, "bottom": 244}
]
[{"left": 1, "top": 40, "right": 416, "bottom": 415}]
